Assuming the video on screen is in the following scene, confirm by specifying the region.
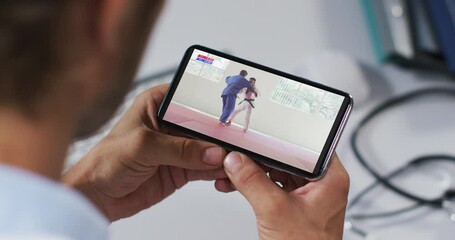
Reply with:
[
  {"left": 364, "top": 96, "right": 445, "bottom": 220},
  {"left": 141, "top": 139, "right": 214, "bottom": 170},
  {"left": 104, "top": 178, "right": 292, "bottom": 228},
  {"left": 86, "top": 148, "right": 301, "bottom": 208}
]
[{"left": 163, "top": 49, "right": 345, "bottom": 172}]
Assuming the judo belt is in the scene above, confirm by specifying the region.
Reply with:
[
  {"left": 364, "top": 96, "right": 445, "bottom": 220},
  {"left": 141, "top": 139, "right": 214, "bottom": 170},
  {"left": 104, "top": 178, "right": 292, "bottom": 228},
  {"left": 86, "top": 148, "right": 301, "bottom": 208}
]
[{"left": 239, "top": 98, "right": 255, "bottom": 108}]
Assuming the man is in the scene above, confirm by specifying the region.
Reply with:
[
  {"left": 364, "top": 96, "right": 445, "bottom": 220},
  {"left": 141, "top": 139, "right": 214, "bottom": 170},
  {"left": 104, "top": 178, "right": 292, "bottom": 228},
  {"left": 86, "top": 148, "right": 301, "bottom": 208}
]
[
  {"left": 0, "top": 1, "right": 349, "bottom": 240},
  {"left": 226, "top": 77, "right": 259, "bottom": 132},
  {"left": 219, "top": 70, "right": 256, "bottom": 125}
]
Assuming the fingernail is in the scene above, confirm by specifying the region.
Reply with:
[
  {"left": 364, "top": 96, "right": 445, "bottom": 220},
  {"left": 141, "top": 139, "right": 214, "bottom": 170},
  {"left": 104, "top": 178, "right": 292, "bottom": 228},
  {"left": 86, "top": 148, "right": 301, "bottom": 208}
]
[
  {"left": 224, "top": 152, "right": 242, "bottom": 174},
  {"left": 203, "top": 147, "right": 223, "bottom": 166}
]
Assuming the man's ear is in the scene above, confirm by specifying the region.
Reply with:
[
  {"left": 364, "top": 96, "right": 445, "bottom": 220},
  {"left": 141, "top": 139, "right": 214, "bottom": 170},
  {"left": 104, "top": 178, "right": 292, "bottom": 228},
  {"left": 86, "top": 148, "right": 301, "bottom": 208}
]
[{"left": 83, "top": 0, "right": 129, "bottom": 53}]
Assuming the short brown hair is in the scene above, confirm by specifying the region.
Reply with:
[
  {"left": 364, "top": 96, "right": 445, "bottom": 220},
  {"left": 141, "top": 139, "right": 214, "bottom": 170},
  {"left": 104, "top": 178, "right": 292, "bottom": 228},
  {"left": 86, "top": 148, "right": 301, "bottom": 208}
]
[
  {"left": 0, "top": 0, "right": 164, "bottom": 116},
  {"left": 0, "top": 1, "right": 71, "bottom": 110}
]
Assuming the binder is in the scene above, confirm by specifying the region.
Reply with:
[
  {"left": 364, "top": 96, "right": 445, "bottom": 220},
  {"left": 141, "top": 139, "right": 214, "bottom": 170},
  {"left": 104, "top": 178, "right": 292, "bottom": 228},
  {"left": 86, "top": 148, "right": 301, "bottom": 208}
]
[
  {"left": 425, "top": 0, "right": 455, "bottom": 73},
  {"left": 360, "top": 0, "right": 414, "bottom": 63},
  {"left": 360, "top": 0, "right": 393, "bottom": 62},
  {"left": 382, "top": 0, "right": 414, "bottom": 59},
  {"left": 408, "top": 0, "right": 440, "bottom": 54},
  {"left": 406, "top": 0, "right": 447, "bottom": 71}
]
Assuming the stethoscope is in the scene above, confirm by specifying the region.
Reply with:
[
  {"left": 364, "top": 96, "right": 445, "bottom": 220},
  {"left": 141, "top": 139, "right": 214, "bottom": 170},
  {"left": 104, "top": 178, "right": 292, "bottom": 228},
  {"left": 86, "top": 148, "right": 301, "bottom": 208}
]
[{"left": 346, "top": 88, "right": 455, "bottom": 238}]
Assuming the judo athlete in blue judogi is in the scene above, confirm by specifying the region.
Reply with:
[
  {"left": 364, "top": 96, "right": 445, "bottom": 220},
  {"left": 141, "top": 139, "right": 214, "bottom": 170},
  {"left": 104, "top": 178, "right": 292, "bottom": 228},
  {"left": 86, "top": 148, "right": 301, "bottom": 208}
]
[{"left": 219, "top": 70, "right": 255, "bottom": 124}]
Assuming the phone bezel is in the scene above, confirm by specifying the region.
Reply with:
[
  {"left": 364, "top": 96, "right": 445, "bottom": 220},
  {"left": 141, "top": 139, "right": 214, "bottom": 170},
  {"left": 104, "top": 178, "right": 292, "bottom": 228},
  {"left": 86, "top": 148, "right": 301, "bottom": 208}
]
[{"left": 157, "top": 45, "right": 353, "bottom": 180}]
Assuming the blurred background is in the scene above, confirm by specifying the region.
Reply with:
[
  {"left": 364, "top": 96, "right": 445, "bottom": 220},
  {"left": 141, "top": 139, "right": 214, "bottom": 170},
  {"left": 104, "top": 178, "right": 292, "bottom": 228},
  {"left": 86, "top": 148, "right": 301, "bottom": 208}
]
[{"left": 67, "top": 0, "right": 455, "bottom": 239}]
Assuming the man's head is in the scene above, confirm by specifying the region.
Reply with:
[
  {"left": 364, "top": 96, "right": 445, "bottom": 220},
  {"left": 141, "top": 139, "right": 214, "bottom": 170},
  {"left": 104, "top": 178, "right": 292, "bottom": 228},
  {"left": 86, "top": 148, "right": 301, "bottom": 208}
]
[
  {"left": 249, "top": 77, "right": 256, "bottom": 86},
  {"left": 0, "top": 0, "right": 164, "bottom": 138},
  {"left": 239, "top": 70, "right": 248, "bottom": 77}
]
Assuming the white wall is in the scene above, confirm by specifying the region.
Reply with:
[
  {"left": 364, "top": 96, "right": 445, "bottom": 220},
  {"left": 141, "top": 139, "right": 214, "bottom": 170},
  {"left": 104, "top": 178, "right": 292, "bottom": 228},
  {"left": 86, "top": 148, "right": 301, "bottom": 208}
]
[
  {"left": 136, "top": 0, "right": 330, "bottom": 79},
  {"left": 173, "top": 60, "right": 333, "bottom": 153}
]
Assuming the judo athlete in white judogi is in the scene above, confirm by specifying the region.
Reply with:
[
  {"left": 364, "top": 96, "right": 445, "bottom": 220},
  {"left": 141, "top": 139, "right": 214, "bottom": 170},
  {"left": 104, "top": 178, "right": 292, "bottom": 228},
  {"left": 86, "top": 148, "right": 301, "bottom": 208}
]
[{"left": 226, "top": 78, "right": 259, "bottom": 133}]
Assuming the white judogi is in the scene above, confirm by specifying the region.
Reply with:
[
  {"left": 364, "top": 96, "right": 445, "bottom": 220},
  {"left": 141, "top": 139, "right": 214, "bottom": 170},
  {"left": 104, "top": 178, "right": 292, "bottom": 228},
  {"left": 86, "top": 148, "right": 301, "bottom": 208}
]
[{"left": 228, "top": 86, "right": 259, "bottom": 131}]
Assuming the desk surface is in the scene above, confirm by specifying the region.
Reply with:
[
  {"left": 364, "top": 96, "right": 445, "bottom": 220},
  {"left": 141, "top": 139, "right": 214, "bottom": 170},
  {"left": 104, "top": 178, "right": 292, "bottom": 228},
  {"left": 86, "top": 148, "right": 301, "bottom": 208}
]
[{"left": 68, "top": 1, "right": 455, "bottom": 239}]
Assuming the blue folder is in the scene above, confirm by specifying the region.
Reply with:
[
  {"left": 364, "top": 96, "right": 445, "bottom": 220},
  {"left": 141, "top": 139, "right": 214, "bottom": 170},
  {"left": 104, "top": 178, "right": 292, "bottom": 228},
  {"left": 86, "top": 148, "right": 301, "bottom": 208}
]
[{"left": 425, "top": 0, "right": 455, "bottom": 73}]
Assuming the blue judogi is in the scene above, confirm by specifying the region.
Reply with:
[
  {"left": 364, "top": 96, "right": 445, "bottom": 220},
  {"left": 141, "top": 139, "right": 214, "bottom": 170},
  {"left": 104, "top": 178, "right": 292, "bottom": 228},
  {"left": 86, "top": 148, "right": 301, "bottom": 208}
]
[{"left": 219, "top": 75, "right": 254, "bottom": 123}]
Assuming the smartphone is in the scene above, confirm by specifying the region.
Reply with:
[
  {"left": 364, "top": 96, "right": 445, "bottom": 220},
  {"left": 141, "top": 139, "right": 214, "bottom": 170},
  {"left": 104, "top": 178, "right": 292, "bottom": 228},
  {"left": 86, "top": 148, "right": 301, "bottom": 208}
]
[{"left": 157, "top": 45, "right": 353, "bottom": 180}]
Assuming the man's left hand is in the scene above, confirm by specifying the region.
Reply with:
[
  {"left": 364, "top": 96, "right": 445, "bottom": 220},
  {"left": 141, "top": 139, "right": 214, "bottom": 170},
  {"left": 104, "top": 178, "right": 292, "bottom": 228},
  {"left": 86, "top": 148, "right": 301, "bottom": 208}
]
[{"left": 63, "top": 84, "right": 227, "bottom": 221}]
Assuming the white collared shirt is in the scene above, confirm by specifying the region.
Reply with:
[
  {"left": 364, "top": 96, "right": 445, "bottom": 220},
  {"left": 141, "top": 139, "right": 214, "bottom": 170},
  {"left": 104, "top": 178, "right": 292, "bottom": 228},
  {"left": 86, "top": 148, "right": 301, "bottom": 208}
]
[{"left": 0, "top": 164, "right": 109, "bottom": 240}]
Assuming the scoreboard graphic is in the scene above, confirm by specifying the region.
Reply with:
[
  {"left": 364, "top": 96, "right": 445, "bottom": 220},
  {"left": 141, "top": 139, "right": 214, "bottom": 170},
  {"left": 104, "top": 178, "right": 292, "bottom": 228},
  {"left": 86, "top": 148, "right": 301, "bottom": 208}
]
[
  {"left": 196, "top": 54, "right": 214, "bottom": 65},
  {"left": 185, "top": 49, "right": 231, "bottom": 82}
]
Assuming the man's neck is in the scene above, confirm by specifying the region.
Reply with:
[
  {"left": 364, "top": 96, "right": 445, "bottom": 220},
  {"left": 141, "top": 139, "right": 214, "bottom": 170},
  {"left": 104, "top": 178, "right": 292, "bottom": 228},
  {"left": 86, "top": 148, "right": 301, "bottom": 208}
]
[{"left": 0, "top": 108, "right": 74, "bottom": 180}]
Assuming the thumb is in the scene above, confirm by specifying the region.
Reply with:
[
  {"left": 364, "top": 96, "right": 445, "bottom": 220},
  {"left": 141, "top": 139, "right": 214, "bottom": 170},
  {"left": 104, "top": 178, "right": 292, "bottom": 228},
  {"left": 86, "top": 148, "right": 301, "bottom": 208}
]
[{"left": 224, "top": 152, "right": 285, "bottom": 211}]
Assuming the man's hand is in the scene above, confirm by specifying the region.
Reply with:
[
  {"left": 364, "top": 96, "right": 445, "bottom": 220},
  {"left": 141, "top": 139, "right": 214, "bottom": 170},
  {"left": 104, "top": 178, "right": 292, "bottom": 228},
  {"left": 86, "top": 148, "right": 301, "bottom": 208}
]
[
  {"left": 63, "top": 84, "right": 227, "bottom": 221},
  {"left": 216, "top": 152, "right": 349, "bottom": 240}
]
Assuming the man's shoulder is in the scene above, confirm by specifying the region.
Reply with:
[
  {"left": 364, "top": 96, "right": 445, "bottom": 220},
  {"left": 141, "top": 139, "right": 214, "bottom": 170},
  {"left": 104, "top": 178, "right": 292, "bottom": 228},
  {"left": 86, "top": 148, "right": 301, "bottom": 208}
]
[
  {"left": 0, "top": 165, "right": 109, "bottom": 240},
  {"left": 0, "top": 234, "right": 74, "bottom": 240}
]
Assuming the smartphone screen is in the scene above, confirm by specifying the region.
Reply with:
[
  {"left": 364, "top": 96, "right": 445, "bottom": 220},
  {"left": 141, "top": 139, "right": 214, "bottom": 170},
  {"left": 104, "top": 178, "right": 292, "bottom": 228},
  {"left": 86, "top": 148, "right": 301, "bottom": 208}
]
[{"left": 158, "top": 45, "right": 353, "bottom": 179}]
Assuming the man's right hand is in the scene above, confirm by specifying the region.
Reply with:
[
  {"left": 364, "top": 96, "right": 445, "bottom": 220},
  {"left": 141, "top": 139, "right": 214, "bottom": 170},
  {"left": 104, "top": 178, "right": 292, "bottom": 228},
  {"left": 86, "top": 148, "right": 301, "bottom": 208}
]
[{"left": 216, "top": 152, "right": 349, "bottom": 240}]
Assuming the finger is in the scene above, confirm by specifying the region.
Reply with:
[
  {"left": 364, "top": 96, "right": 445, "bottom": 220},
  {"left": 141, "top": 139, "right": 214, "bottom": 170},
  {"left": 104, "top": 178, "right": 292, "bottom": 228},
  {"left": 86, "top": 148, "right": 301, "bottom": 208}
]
[
  {"left": 160, "top": 126, "right": 191, "bottom": 139},
  {"left": 269, "top": 169, "right": 289, "bottom": 184},
  {"left": 144, "top": 83, "right": 170, "bottom": 131},
  {"left": 110, "top": 84, "right": 170, "bottom": 134},
  {"left": 320, "top": 153, "right": 350, "bottom": 195},
  {"left": 139, "top": 83, "right": 169, "bottom": 110},
  {"left": 269, "top": 170, "right": 292, "bottom": 191},
  {"left": 223, "top": 152, "right": 286, "bottom": 211},
  {"left": 137, "top": 129, "right": 227, "bottom": 170},
  {"left": 164, "top": 167, "right": 227, "bottom": 190},
  {"left": 214, "top": 178, "right": 236, "bottom": 193},
  {"left": 293, "top": 153, "right": 349, "bottom": 201},
  {"left": 269, "top": 169, "right": 310, "bottom": 192},
  {"left": 186, "top": 168, "right": 228, "bottom": 181},
  {"left": 313, "top": 153, "right": 349, "bottom": 190}
]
